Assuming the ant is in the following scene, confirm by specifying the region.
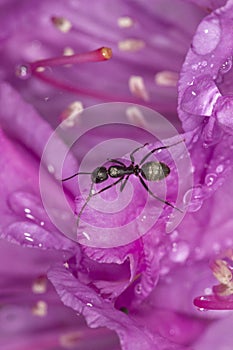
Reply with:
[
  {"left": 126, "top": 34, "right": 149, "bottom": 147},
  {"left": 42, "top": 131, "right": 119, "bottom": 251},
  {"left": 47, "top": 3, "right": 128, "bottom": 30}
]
[{"left": 62, "top": 140, "right": 183, "bottom": 226}]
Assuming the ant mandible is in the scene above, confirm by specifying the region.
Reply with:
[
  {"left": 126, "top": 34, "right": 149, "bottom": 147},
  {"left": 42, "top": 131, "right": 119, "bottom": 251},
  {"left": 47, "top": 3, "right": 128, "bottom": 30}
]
[{"left": 62, "top": 140, "right": 183, "bottom": 226}]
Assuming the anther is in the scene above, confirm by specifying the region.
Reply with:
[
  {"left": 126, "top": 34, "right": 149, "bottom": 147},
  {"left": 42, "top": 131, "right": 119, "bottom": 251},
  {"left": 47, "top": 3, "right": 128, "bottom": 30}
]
[{"left": 51, "top": 16, "right": 72, "bottom": 33}]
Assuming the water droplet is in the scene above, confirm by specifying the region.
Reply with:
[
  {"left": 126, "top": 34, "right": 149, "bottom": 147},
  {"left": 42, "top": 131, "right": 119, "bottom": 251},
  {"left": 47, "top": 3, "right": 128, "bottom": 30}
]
[
  {"left": 201, "top": 60, "right": 208, "bottom": 67},
  {"left": 86, "top": 302, "right": 93, "bottom": 307},
  {"left": 170, "top": 241, "right": 190, "bottom": 263},
  {"left": 219, "top": 57, "right": 232, "bottom": 74},
  {"left": 192, "top": 18, "right": 220, "bottom": 55},
  {"left": 160, "top": 266, "right": 170, "bottom": 275},
  {"left": 15, "top": 64, "right": 31, "bottom": 80},
  {"left": 165, "top": 213, "right": 176, "bottom": 226},
  {"left": 197, "top": 307, "right": 208, "bottom": 312},
  {"left": 216, "top": 164, "right": 224, "bottom": 173},
  {"left": 181, "top": 76, "right": 221, "bottom": 116},
  {"left": 183, "top": 185, "right": 204, "bottom": 212},
  {"left": 7, "top": 191, "right": 48, "bottom": 227},
  {"left": 135, "top": 283, "right": 142, "bottom": 295},
  {"left": 47, "top": 164, "right": 55, "bottom": 174},
  {"left": 204, "top": 287, "right": 212, "bottom": 295},
  {"left": 205, "top": 173, "right": 217, "bottom": 187},
  {"left": 168, "top": 229, "right": 179, "bottom": 240},
  {"left": 4, "top": 221, "right": 61, "bottom": 249},
  {"left": 141, "top": 215, "right": 147, "bottom": 222}
]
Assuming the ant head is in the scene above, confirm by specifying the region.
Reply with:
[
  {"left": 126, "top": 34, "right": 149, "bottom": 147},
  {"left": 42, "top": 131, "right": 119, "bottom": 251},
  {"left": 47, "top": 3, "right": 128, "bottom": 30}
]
[{"left": 91, "top": 166, "right": 108, "bottom": 184}]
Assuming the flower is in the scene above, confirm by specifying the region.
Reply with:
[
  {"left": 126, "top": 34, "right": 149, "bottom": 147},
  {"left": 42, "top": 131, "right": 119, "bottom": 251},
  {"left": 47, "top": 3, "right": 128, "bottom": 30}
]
[{"left": 1, "top": 0, "right": 233, "bottom": 350}]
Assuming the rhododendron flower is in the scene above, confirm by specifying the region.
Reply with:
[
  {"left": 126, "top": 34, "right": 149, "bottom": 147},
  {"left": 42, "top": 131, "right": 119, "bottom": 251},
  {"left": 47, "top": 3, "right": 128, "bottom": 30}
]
[{"left": 1, "top": 0, "right": 233, "bottom": 350}]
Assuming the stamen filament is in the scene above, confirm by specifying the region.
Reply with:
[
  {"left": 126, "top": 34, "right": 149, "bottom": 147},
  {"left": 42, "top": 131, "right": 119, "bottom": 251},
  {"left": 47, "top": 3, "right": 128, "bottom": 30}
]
[{"left": 30, "top": 47, "right": 112, "bottom": 71}]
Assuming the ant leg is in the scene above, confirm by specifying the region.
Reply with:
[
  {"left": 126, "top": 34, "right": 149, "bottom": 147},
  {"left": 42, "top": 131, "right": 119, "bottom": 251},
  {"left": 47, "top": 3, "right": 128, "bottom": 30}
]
[
  {"left": 138, "top": 176, "right": 183, "bottom": 213},
  {"left": 92, "top": 177, "right": 124, "bottom": 196},
  {"left": 139, "top": 139, "right": 184, "bottom": 165},
  {"left": 120, "top": 175, "right": 130, "bottom": 192},
  {"left": 107, "top": 158, "right": 125, "bottom": 166},
  {"left": 130, "top": 143, "right": 149, "bottom": 164},
  {"left": 77, "top": 177, "right": 124, "bottom": 226},
  {"left": 77, "top": 182, "right": 95, "bottom": 227}
]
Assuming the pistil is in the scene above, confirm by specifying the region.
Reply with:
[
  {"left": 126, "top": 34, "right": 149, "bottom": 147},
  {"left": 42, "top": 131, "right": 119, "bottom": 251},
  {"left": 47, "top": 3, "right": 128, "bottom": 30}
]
[{"left": 17, "top": 47, "right": 112, "bottom": 77}]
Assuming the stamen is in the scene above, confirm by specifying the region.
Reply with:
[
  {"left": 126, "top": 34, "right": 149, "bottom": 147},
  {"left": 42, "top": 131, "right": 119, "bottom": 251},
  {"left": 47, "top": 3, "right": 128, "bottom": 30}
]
[
  {"left": 63, "top": 47, "right": 75, "bottom": 56},
  {"left": 155, "top": 71, "right": 179, "bottom": 87},
  {"left": 32, "top": 276, "right": 47, "bottom": 294},
  {"left": 51, "top": 16, "right": 72, "bottom": 33},
  {"left": 210, "top": 259, "right": 232, "bottom": 285},
  {"left": 118, "top": 39, "right": 145, "bottom": 52},
  {"left": 60, "top": 101, "right": 84, "bottom": 127},
  {"left": 117, "top": 16, "right": 134, "bottom": 28},
  {"left": 129, "top": 75, "right": 149, "bottom": 101},
  {"left": 60, "top": 331, "right": 81, "bottom": 348},
  {"left": 32, "top": 301, "right": 48, "bottom": 316},
  {"left": 126, "top": 106, "right": 148, "bottom": 128}
]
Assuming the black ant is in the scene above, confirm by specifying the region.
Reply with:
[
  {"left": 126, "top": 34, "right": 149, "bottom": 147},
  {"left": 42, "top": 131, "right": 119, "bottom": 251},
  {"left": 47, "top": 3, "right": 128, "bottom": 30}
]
[{"left": 62, "top": 140, "right": 183, "bottom": 226}]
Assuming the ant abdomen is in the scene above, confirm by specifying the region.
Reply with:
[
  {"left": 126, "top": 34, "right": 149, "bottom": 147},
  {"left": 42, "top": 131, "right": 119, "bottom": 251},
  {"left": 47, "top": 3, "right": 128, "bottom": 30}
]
[{"left": 141, "top": 161, "right": 170, "bottom": 181}]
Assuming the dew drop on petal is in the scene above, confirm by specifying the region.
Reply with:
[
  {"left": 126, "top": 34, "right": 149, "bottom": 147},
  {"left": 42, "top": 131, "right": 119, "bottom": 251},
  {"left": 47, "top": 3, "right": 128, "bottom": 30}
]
[
  {"left": 197, "top": 307, "right": 208, "bottom": 312},
  {"left": 216, "top": 164, "right": 224, "bottom": 173},
  {"left": 47, "top": 164, "right": 55, "bottom": 174},
  {"left": 15, "top": 64, "right": 31, "bottom": 80},
  {"left": 169, "top": 229, "right": 179, "bottom": 241},
  {"left": 219, "top": 57, "right": 232, "bottom": 74},
  {"left": 192, "top": 17, "right": 220, "bottom": 55},
  {"left": 8, "top": 191, "right": 47, "bottom": 225},
  {"left": 183, "top": 185, "right": 204, "bottom": 212},
  {"left": 169, "top": 241, "right": 190, "bottom": 263},
  {"left": 135, "top": 283, "right": 142, "bottom": 295},
  {"left": 205, "top": 173, "right": 217, "bottom": 187},
  {"left": 181, "top": 76, "right": 221, "bottom": 116},
  {"left": 86, "top": 302, "right": 93, "bottom": 307},
  {"left": 4, "top": 221, "right": 61, "bottom": 249}
]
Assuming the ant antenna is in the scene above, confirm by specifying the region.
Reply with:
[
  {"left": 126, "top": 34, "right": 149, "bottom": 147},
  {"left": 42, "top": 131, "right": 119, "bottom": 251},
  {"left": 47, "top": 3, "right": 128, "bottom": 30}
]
[{"left": 62, "top": 171, "right": 92, "bottom": 182}]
